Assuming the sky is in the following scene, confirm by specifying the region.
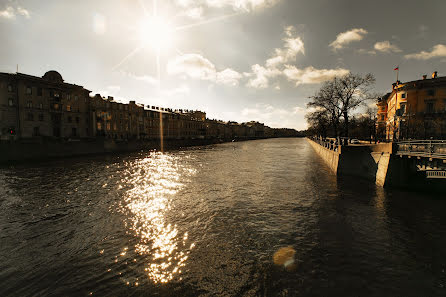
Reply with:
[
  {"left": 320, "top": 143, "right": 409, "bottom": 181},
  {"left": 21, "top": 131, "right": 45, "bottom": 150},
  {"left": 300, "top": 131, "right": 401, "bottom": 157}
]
[{"left": 1, "top": 0, "right": 446, "bottom": 130}]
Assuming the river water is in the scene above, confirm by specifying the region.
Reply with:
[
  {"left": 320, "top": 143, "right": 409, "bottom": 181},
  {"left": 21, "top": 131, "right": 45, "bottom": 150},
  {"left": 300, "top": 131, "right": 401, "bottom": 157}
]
[{"left": 0, "top": 138, "right": 445, "bottom": 296}]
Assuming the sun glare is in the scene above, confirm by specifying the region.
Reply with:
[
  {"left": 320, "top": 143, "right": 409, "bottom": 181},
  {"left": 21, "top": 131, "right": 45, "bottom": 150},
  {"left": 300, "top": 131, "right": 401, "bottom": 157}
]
[{"left": 140, "top": 16, "right": 174, "bottom": 50}]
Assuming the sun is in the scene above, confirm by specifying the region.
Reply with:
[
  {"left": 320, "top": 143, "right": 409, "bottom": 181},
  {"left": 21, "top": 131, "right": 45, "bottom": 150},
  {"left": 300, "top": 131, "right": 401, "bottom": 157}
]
[{"left": 139, "top": 16, "right": 174, "bottom": 50}]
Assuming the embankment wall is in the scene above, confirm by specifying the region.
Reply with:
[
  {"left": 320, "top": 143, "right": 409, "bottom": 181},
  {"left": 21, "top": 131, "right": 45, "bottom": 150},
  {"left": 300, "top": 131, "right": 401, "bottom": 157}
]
[{"left": 307, "top": 138, "right": 394, "bottom": 187}]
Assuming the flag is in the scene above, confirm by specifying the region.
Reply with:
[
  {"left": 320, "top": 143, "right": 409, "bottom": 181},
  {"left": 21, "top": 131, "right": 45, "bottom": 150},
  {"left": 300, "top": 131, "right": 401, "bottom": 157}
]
[{"left": 394, "top": 66, "right": 399, "bottom": 71}]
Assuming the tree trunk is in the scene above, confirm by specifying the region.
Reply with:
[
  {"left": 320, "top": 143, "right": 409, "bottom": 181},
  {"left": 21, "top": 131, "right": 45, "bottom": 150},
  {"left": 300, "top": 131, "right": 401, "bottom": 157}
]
[{"left": 343, "top": 111, "right": 349, "bottom": 144}]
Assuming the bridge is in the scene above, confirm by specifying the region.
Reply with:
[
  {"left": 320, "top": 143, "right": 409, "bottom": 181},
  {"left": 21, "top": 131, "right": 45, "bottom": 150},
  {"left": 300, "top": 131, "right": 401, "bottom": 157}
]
[{"left": 396, "top": 140, "right": 446, "bottom": 179}]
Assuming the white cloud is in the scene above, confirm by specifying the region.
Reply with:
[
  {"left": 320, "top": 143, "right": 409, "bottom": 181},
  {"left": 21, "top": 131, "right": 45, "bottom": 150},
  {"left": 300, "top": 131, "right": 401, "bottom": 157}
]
[
  {"left": 266, "top": 26, "right": 304, "bottom": 68},
  {"left": 357, "top": 48, "right": 376, "bottom": 55},
  {"left": 184, "top": 7, "right": 204, "bottom": 19},
  {"left": 162, "top": 84, "right": 191, "bottom": 96},
  {"left": 0, "top": 6, "right": 30, "bottom": 19},
  {"left": 167, "top": 53, "right": 242, "bottom": 86},
  {"left": 374, "top": 41, "right": 402, "bottom": 53},
  {"left": 405, "top": 44, "right": 446, "bottom": 60},
  {"left": 246, "top": 64, "right": 280, "bottom": 89},
  {"left": 205, "top": 0, "right": 280, "bottom": 11},
  {"left": 167, "top": 53, "right": 216, "bottom": 80},
  {"left": 240, "top": 103, "right": 307, "bottom": 129},
  {"left": 216, "top": 68, "right": 242, "bottom": 86},
  {"left": 329, "top": 28, "right": 368, "bottom": 50},
  {"left": 283, "top": 66, "right": 349, "bottom": 85},
  {"left": 121, "top": 71, "right": 159, "bottom": 85}
]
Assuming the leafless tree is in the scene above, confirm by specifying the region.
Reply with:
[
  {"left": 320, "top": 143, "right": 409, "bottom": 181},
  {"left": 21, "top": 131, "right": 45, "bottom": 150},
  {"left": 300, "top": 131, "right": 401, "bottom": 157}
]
[
  {"left": 333, "top": 73, "right": 376, "bottom": 138},
  {"left": 307, "top": 73, "right": 376, "bottom": 140}
]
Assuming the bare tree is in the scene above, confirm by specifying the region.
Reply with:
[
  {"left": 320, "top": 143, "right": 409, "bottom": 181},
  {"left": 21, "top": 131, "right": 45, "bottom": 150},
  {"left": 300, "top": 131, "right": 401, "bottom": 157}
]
[
  {"left": 333, "top": 73, "right": 376, "bottom": 138},
  {"left": 307, "top": 80, "right": 342, "bottom": 137},
  {"left": 305, "top": 109, "right": 330, "bottom": 138},
  {"left": 307, "top": 73, "right": 375, "bottom": 141}
]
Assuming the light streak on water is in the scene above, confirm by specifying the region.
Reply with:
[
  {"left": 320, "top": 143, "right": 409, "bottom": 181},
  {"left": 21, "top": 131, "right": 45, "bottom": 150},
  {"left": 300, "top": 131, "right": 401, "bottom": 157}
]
[{"left": 118, "top": 151, "right": 196, "bottom": 283}]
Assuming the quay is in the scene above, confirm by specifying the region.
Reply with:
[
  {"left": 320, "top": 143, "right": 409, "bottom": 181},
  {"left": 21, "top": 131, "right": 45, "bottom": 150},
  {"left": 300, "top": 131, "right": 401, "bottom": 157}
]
[{"left": 307, "top": 137, "right": 446, "bottom": 192}]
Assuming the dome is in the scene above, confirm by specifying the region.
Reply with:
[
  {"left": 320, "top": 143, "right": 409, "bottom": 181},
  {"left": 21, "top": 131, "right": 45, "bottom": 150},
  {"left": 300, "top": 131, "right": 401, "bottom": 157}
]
[{"left": 42, "top": 71, "right": 64, "bottom": 83}]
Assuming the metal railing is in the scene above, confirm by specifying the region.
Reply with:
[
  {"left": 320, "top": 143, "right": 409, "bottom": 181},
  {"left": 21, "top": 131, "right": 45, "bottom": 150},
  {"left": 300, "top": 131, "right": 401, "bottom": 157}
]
[
  {"left": 309, "top": 137, "right": 339, "bottom": 152},
  {"left": 396, "top": 139, "right": 446, "bottom": 160},
  {"left": 426, "top": 170, "right": 446, "bottom": 179}
]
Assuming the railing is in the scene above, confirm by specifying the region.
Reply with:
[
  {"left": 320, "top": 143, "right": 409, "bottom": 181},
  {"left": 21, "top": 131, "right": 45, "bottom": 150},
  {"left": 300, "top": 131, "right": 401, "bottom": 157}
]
[
  {"left": 426, "top": 170, "right": 446, "bottom": 179},
  {"left": 309, "top": 137, "right": 339, "bottom": 152},
  {"left": 396, "top": 140, "right": 446, "bottom": 160}
]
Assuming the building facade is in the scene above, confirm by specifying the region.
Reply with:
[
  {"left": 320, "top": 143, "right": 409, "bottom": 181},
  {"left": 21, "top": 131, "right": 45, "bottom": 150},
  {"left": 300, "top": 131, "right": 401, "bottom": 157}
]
[
  {"left": 376, "top": 72, "right": 446, "bottom": 140},
  {"left": 0, "top": 70, "right": 299, "bottom": 142}
]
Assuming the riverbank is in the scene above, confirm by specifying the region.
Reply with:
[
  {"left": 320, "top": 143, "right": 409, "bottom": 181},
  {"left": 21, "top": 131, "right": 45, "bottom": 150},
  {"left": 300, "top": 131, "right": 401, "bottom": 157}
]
[
  {"left": 0, "top": 136, "right": 299, "bottom": 164},
  {"left": 307, "top": 137, "right": 445, "bottom": 193}
]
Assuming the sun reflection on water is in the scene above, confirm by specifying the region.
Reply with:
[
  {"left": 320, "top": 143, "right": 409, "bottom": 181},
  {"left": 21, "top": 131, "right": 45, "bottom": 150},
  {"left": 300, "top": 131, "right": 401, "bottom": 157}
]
[{"left": 119, "top": 152, "right": 196, "bottom": 283}]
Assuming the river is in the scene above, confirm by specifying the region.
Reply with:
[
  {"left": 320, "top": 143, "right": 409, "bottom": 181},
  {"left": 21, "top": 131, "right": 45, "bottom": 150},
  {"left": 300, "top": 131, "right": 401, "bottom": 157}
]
[{"left": 0, "top": 138, "right": 445, "bottom": 296}]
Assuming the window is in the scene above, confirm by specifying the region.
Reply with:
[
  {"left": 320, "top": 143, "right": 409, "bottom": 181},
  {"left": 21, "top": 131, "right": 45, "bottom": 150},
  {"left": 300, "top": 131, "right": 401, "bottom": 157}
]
[
  {"left": 71, "top": 128, "right": 77, "bottom": 137},
  {"left": 26, "top": 101, "right": 33, "bottom": 108},
  {"left": 39, "top": 102, "right": 43, "bottom": 109},
  {"left": 26, "top": 86, "right": 32, "bottom": 95},
  {"left": 33, "top": 127, "right": 40, "bottom": 136},
  {"left": 401, "top": 93, "right": 406, "bottom": 99},
  {"left": 400, "top": 103, "right": 406, "bottom": 114},
  {"left": 27, "top": 113, "right": 34, "bottom": 121},
  {"left": 427, "top": 89, "right": 435, "bottom": 96},
  {"left": 8, "top": 98, "right": 14, "bottom": 106},
  {"left": 38, "top": 114, "right": 44, "bottom": 121},
  {"left": 76, "top": 117, "right": 80, "bottom": 123},
  {"left": 74, "top": 95, "right": 78, "bottom": 101},
  {"left": 67, "top": 94, "right": 71, "bottom": 100},
  {"left": 37, "top": 88, "right": 42, "bottom": 96},
  {"left": 67, "top": 116, "right": 72, "bottom": 123},
  {"left": 426, "top": 101, "right": 435, "bottom": 113},
  {"left": 66, "top": 105, "right": 71, "bottom": 112},
  {"left": 97, "top": 122, "right": 102, "bottom": 130},
  {"left": 7, "top": 84, "right": 13, "bottom": 92}
]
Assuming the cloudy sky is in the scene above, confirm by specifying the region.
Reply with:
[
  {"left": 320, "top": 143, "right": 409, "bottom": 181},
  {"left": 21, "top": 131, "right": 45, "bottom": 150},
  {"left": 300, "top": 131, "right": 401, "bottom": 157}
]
[{"left": 1, "top": 0, "right": 446, "bottom": 129}]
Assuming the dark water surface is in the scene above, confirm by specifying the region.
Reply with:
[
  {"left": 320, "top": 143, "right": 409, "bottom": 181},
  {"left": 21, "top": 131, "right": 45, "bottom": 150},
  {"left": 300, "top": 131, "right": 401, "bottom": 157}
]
[{"left": 1, "top": 138, "right": 445, "bottom": 296}]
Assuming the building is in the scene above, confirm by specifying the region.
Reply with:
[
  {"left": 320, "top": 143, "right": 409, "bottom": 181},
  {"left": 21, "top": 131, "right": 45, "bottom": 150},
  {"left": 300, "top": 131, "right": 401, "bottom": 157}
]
[
  {"left": 376, "top": 72, "right": 446, "bottom": 140},
  {"left": 1, "top": 70, "right": 298, "bottom": 144},
  {"left": 0, "top": 71, "right": 91, "bottom": 140}
]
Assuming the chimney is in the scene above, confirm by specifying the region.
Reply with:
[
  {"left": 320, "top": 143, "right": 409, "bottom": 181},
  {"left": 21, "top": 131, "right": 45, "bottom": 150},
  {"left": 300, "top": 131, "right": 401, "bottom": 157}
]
[
  {"left": 108, "top": 96, "right": 113, "bottom": 100},
  {"left": 422, "top": 75, "right": 427, "bottom": 80},
  {"left": 432, "top": 71, "right": 438, "bottom": 79}
]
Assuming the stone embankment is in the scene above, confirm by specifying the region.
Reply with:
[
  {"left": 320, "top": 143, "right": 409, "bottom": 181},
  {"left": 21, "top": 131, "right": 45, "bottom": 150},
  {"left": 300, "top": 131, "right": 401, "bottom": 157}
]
[{"left": 308, "top": 138, "right": 408, "bottom": 187}]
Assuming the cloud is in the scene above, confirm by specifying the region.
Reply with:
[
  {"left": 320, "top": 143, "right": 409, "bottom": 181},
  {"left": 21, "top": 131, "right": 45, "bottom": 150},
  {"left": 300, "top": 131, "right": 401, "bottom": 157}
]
[
  {"left": 283, "top": 66, "right": 349, "bottom": 85},
  {"left": 329, "top": 28, "right": 367, "bottom": 50},
  {"left": 205, "top": 0, "right": 280, "bottom": 11},
  {"left": 240, "top": 103, "right": 307, "bottom": 129},
  {"left": 167, "top": 53, "right": 242, "bottom": 86},
  {"left": 184, "top": 7, "right": 204, "bottom": 19},
  {"left": 121, "top": 71, "right": 159, "bottom": 85},
  {"left": 216, "top": 68, "right": 243, "bottom": 86},
  {"left": 374, "top": 41, "right": 402, "bottom": 53},
  {"left": 176, "top": 0, "right": 280, "bottom": 12},
  {"left": 0, "top": 6, "right": 30, "bottom": 19},
  {"left": 167, "top": 53, "right": 216, "bottom": 80},
  {"left": 404, "top": 44, "right": 446, "bottom": 60},
  {"left": 246, "top": 64, "right": 281, "bottom": 89},
  {"left": 266, "top": 26, "right": 305, "bottom": 68},
  {"left": 357, "top": 48, "right": 376, "bottom": 55}
]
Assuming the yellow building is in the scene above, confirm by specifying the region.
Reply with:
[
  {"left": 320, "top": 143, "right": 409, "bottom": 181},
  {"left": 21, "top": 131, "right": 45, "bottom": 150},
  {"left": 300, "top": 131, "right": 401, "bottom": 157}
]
[{"left": 376, "top": 72, "right": 446, "bottom": 140}]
